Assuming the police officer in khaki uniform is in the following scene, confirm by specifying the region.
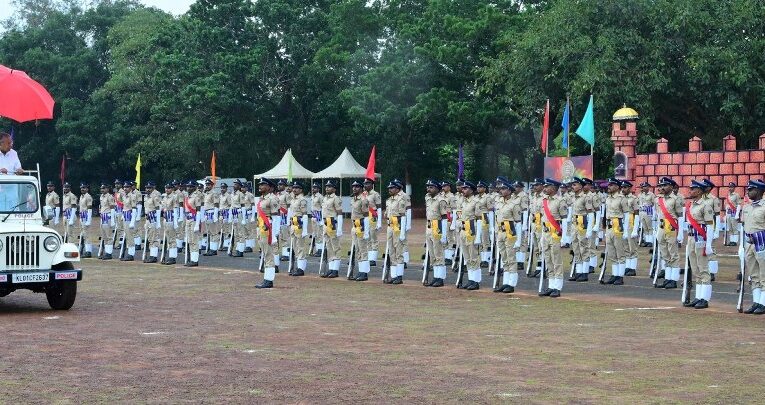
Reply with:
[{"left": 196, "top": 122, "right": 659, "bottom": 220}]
[
  {"left": 255, "top": 178, "right": 281, "bottom": 289},
  {"left": 475, "top": 181, "right": 492, "bottom": 268},
  {"left": 287, "top": 181, "right": 310, "bottom": 276},
  {"left": 202, "top": 179, "right": 220, "bottom": 255},
  {"left": 161, "top": 183, "right": 179, "bottom": 265},
  {"left": 440, "top": 181, "right": 457, "bottom": 265},
  {"left": 701, "top": 179, "right": 721, "bottom": 281},
  {"left": 44, "top": 181, "right": 60, "bottom": 229},
  {"left": 584, "top": 179, "right": 600, "bottom": 272},
  {"left": 493, "top": 179, "right": 522, "bottom": 293},
  {"left": 603, "top": 179, "right": 630, "bottom": 285},
  {"left": 538, "top": 179, "right": 568, "bottom": 297},
  {"left": 218, "top": 183, "right": 232, "bottom": 252},
  {"left": 513, "top": 181, "right": 530, "bottom": 271},
  {"left": 277, "top": 179, "right": 292, "bottom": 261},
  {"left": 458, "top": 181, "right": 481, "bottom": 290},
  {"left": 621, "top": 181, "right": 640, "bottom": 276},
  {"left": 230, "top": 179, "right": 247, "bottom": 257},
  {"left": 310, "top": 181, "right": 324, "bottom": 257},
  {"left": 363, "top": 178, "right": 382, "bottom": 266},
  {"left": 401, "top": 190, "right": 412, "bottom": 267},
  {"left": 112, "top": 179, "right": 124, "bottom": 240},
  {"left": 741, "top": 180, "right": 765, "bottom": 314},
  {"left": 568, "top": 178, "right": 595, "bottom": 282},
  {"left": 384, "top": 179, "right": 408, "bottom": 285},
  {"left": 320, "top": 180, "right": 343, "bottom": 278},
  {"left": 528, "top": 179, "right": 545, "bottom": 278},
  {"left": 98, "top": 183, "right": 116, "bottom": 260},
  {"left": 77, "top": 182, "right": 94, "bottom": 258},
  {"left": 120, "top": 181, "right": 138, "bottom": 261},
  {"left": 684, "top": 180, "right": 715, "bottom": 309},
  {"left": 424, "top": 179, "right": 448, "bottom": 287},
  {"left": 183, "top": 180, "right": 204, "bottom": 267},
  {"left": 243, "top": 184, "right": 256, "bottom": 253},
  {"left": 655, "top": 177, "right": 685, "bottom": 289},
  {"left": 173, "top": 180, "right": 186, "bottom": 250},
  {"left": 725, "top": 182, "right": 742, "bottom": 246},
  {"left": 350, "top": 180, "right": 371, "bottom": 281},
  {"left": 128, "top": 182, "right": 143, "bottom": 252},
  {"left": 142, "top": 181, "right": 162, "bottom": 263},
  {"left": 638, "top": 182, "right": 656, "bottom": 247},
  {"left": 61, "top": 182, "right": 77, "bottom": 243}
]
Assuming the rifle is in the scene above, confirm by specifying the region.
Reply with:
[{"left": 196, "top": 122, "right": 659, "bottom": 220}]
[
  {"left": 309, "top": 234, "right": 316, "bottom": 256},
  {"left": 648, "top": 227, "right": 659, "bottom": 279},
  {"left": 454, "top": 247, "right": 465, "bottom": 288},
  {"left": 319, "top": 234, "right": 329, "bottom": 277},
  {"left": 218, "top": 212, "right": 225, "bottom": 251},
  {"left": 451, "top": 243, "right": 461, "bottom": 273},
  {"left": 227, "top": 221, "right": 235, "bottom": 255},
  {"left": 680, "top": 241, "right": 692, "bottom": 305},
  {"left": 347, "top": 237, "right": 357, "bottom": 280},
  {"left": 598, "top": 243, "right": 609, "bottom": 284},
  {"left": 184, "top": 227, "right": 190, "bottom": 265},
  {"left": 525, "top": 230, "right": 535, "bottom": 277},
  {"left": 492, "top": 251, "right": 501, "bottom": 289},
  {"left": 288, "top": 234, "right": 296, "bottom": 275},
  {"left": 421, "top": 238, "right": 430, "bottom": 286},
  {"left": 537, "top": 250, "right": 546, "bottom": 293},
  {"left": 159, "top": 228, "right": 167, "bottom": 264},
  {"left": 381, "top": 238, "right": 392, "bottom": 283},
  {"left": 141, "top": 226, "right": 149, "bottom": 261},
  {"left": 736, "top": 225, "right": 746, "bottom": 313},
  {"left": 97, "top": 236, "right": 105, "bottom": 258}
]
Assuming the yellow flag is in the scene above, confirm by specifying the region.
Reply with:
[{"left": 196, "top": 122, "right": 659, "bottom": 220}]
[{"left": 134, "top": 153, "right": 142, "bottom": 189}]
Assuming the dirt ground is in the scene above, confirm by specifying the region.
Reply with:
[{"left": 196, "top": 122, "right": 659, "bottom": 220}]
[{"left": 0, "top": 258, "right": 762, "bottom": 403}]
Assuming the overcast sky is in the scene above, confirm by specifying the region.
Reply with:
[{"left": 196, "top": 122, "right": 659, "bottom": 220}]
[{"left": 0, "top": 0, "right": 195, "bottom": 22}]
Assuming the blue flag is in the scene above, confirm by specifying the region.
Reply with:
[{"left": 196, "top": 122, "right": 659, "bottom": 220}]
[
  {"left": 575, "top": 95, "right": 595, "bottom": 146},
  {"left": 561, "top": 100, "right": 570, "bottom": 149}
]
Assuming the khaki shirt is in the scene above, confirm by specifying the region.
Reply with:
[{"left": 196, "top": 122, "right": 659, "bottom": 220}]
[
  {"left": 605, "top": 193, "right": 628, "bottom": 219},
  {"left": 46, "top": 191, "right": 59, "bottom": 209},
  {"left": 516, "top": 190, "right": 530, "bottom": 212},
  {"left": 258, "top": 192, "right": 279, "bottom": 215},
  {"left": 187, "top": 190, "right": 204, "bottom": 210},
  {"left": 572, "top": 191, "right": 594, "bottom": 216},
  {"left": 460, "top": 195, "right": 479, "bottom": 221},
  {"left": 243, "top": 191, "right": 255, "bottom": 208},
  {"left": 290, "top": 193, "right": 309, "bottom": 217},
  {"left": 475, "top": 193, "right": 490, "bottom": 215},
  {"left": 365, "top": 189, "right": 381, "bottom": 209},
  {"left": 350, "top": 194, "right": 369, "bottom": 220},
  {"left": 122, "top": 190, "right": 135, "bottom": 211},
  {"left": 78, "top": 193, "right": 93, "bottom": 211},
  {"left": 625, "top": 193, "right": 639, "bottom": 213},
  {"left": 727, "top": 191, "right": 741, "bottom": 213},
  {"left": 175, "top": 189, "right": 185, "bottom": 209},
  {"left": 311, "top": 192, "right": 323, "bottom": 212},
  {"left": 495, "top": 195, "right": 520, "bottom": 222},
  {"left": 219, "top": 191, "right": 231, "bottom": 209},
  {"left": 278, "top": 190, "right": 292, "bottom": 211},
  {"left": 385, "top": 193, "right": 407, "bottom": 218},
  {"left": 639, "top": 191, "right": 656, "bottom": 209},
  {"left": 425, "top": 193, "right": 447, "bottom": 221},
  {"left": 689, "top": 197, "right": 714, "bottom": 227},
  {"left": 322, "top": 193, "right": 342, "bottom": 218},
  {"left": 144, "top": 190, "right": 161, "bottom": 211},
  {"left": 161, "top": 193, "right": 176, "bottom": 211},
  {"left": 541, "top": 194, "right": 567, "bottom": 221},
  {"left": 656, "top": 193, "right": 683, "bottom": 221},
  {"left": 100, "top": 193, "right": 115, "bottom": 212},
  {"left": 230, "top": 190, "right": 245, "bottom": 209},
  {"left": 130, "top": 189, "right": 142, "bottom": 207},
  {"left": 203, "top": 190, "right": 219, "bottom": 210},
  {"left": 62, "top": 191, "right": 77, "bottom": 208},
  {"left": 742, "top": 201, "right": 765, "bottom": 234}
]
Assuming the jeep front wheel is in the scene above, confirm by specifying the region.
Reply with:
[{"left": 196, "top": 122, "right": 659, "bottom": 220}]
[{"left": 46, "top": 281, "right": 77, "bottom": 310}]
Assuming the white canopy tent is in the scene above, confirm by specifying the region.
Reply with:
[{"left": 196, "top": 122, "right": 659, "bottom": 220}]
[
  {"left": 253, "top": 148, "right": 315, "bottom": 179},
  {"left": 312, "top": 147, "right": 381, "bottom": 212}
]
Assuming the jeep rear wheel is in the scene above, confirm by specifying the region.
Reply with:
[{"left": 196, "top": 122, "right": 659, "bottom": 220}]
[{"left": 46, "top": 262, "right": 77, "bottom": 310}]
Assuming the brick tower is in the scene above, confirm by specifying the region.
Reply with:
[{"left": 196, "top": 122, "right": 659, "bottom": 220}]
[{"left": 611, "top": 105, "right": 639, "bottom": 180}]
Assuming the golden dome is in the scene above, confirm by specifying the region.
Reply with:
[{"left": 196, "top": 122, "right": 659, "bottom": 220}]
[{"left": 613, "top": 104, "right": 639, "bottom": 121}]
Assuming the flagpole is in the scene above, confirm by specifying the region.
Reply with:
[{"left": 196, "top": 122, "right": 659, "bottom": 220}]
[{"left": 566, "top": 96, "right": 571, "bottom": 158}]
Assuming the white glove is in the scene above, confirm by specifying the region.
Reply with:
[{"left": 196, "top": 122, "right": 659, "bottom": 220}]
[
  {"left": 85, "top": 209, "right": 92, "bottom": 226},
  {"left": 630, "top": 216, "right": 639, "bottom": 238},
  {"left": 440, "top": 219, "right": 448, "bottom": 244},
  {"left": 406, "top": 208, "right": 412, "bottom": 231},
  {"left": 129, "top": 209, "right": 136, "bottom": 229},
  {"left": 364, "top": 217, "right": 370, "bottom": 240},
  {"left": 521, "top": 210, "right": 529, "bottom": 231},
  {"left": 136, "top": 204, "right": 143, "bottom": 220},
  {"left": 336, "top": 215, "right": 344, "bottom": 237},
  {"left": 173, "top": 210, "right": 179, "bottom": 229},
  {"left": 676, "top": 218, "right": 685, "bottom": 242},
  {"left": 705, "top": 232, "right": 713, "bottom": 256},
  {"left": 194, "top": 211, "right": 201, "bottom": 232},
  {"left": 475, "top": 220, "right": 483, "bottom": 245},
  {"left": 68, "top": 208, "right": 75, "bottom": 225},
  {"left": 213, "top": 207, "right": 219, "bottom": 221},
  {"left": 561, "top": 220, "right": 568, "bottom": 240},
  {"left": 622, "top": 213, "right": 630, "bottom": 239},
  {"left": 54, "top": 207, "right": 60, "bottom": 225},
  {"left": 566, "top": 207, "right": 573, "bottom": 223},
  {"left": 302, "top": 215, "right": 309, "bottom": 237},
  {"left": 399, "top": 216, "right": 407, "bottom": 241},
  {"left": 450, "top": 210, "right": 457, "bottom": 231},
  {"left": 110, "top": 209, "right": 116, "bottom": 227},
  {"left": 585, "top": 212, "right": 594, "bottom": 238},
  {"left": 270, "top": 215, "right": 281, "bottom": 245},
  {"left": 154, "top": 210, "right": 161, "bottom": 229},
  {"left": 376, "top": 209, "right": 382, "bottom": 229},
  {"left": 487, "top": 211, "right": 495, "bottom": 234}
]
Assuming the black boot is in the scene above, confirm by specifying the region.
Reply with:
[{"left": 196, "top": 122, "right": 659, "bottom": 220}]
[
  {"left": 493, "top": 284, "right": 504, "bottom": 292},
  {"left": 444, "top": 258, "right": 452, "bottom": 266},
  {"left": 612, "top": 276, "right": 624, "bottom": 285},
  {"left": 744, "top": 303, "right": 761, "bottom": 314},
  {"left": 684, "top": 298, "right": 701, "bottom": 308},
  {"left": 501, "top": 285, "right": 514, "bottom": 293},
  {"left": 102, "top": 254, "right": 112, "bottom": 260},
  {"left": 162, "top": 258, "right": 176, "bottom": 265},
  {"left": 549, "top": 289, "right": 561, "bottom": 298},
  {"left": 120, "top": 255, "right": 134, "bottom": 262},
  {"left": 664, "top": 280, "right": 677, "bottom": 289},
  {"left": 517, "top": 263, "right": 524, "bottom": 271},
  {"left": 354, "top": 272, "right": 368, "bottom": 281},
  {"left": 693, "top": 299, "right": 709, "bottom": 309},
  {"left": 538, "top": 288, "right": 553, "bottom": 297},
  {"left": 429, "top": 278, "right": 444, "bottom": 287},
  {"left": 231, "top": 251, "right": 244, "bottom": 258},
  {"left": 391, "top": 276, "right": 403, "bottom": 285},
  {"left": 624, "top": 268, "right": 637, "bottom": 277},
  {"left": 657, "top": 270, "right": 666, "bottom": 279},
  {"left": 466, "top": 281, "right": 479, "bottom": 290},
  {"left": 605, "top": 275, "right": 618, "bottom": 285},
  {"left": 244, "top": 247, "right": 253, "bottom": 253},
  {"left": 184, "top": 261, "right": 198, "bottom": 267},
  {"left": 255, "top": 279, "right": 273, "bottom": 289},
  {"left": 293, "top": 269, "right": 305, "bottom": 277},
  {"left": 144, "top": 256, "right": 158, "bottom": 264},
  {"left": 327, "top": 270, "right": 339, "bottom": 279},
  {"left": 369, "top": 260, "right": 377, "bottom": 267},
  {"left": 576, "top": 273, "right": 588, "bottom": 282},
  {"left": 480, "top": 261, "right": 488, "bottom": 268},
  {"left": 82, "top": 252, "right": 92, "bottom": 258},
  {"left": 753, "top": 305, "right": 765, "bottom": 315},
  {"left": 710, "top": 274, "right": 716, "bottom": 282},
  {"left": 589, "top": 266, "right": 595, "bottom": 274},
  {"left": 203, "top": 250, "right": 218, "bottom": 256},
  {"left": 532, "top": 269, "right": 541, "bottom": 278}
]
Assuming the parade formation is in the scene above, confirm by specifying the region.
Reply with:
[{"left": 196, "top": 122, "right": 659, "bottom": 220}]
[{"left": 41, "top": 173, "right": 761, "bottom": 313}]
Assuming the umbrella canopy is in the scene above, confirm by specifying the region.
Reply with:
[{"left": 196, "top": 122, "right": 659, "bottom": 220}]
[
  {"left": 253, "top": 149, "right": 315, "bottom": 179},
  {"left": 0, "top": 65, "right": 55, "bottom": 123},
  {"left": 313, "top": 148, "right": 380, "bottom": 179}
]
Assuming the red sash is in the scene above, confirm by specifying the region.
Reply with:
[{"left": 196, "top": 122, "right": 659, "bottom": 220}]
[
  {"left": 114, "top": 192, "right": 124, "bottom": 209},
  {"left": 184, "top": 196, "right": 197, "bottom": 216},
  {"left": 657, "top": 197, "right": 678, "bottom": 229},
  {"left": 257, "top": 199, "right": 272, "bottom": 242},
  {"left": 684, "top": 201, "right": 706, "bottom": 240},
  {"left": 542, "top": 199, "right": 562, "bottom": 235},
  {"left": 727, "top": 198, "right": 736, "bottom": 211}
]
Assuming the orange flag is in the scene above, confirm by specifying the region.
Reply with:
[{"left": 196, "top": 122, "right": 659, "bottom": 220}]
[{"left": 211, "top": 151, "right": 217, "bottom": 184}]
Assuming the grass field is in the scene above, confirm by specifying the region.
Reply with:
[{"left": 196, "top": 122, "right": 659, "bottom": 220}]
[{"left": 0, "top": 260, "right": 760, "bottom": 403}]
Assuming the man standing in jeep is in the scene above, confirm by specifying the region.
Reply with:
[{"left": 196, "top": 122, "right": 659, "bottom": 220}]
[{"left": 0, "top": 132, "right": 23, "bottom": 175}]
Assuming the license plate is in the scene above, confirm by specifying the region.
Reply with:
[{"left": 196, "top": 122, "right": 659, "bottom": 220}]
[{"left": 12, "top": 272, "right": 49, "bottom": 283}]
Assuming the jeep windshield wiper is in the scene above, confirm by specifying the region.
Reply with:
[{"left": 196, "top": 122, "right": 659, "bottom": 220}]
[{"left": 2, "top": 201, "right": 30, "bottom": 222}]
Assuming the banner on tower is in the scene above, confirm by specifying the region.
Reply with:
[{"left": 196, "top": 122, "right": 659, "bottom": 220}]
[{"left": 544, "top": 155, "right": 593, "bottom": 182}]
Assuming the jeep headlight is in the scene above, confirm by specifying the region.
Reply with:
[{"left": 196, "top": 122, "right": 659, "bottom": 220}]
[{"left": 44, "top": 236, "right": 60, "bottom": 252}]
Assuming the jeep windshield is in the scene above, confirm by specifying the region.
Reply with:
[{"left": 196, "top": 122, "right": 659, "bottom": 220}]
[{"left": 0, "top": 182, "right": 39, "bottom": 213}]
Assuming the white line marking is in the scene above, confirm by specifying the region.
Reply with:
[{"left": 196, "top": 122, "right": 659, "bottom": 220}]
[
  {"left": 43, "top": 316, "right": 60, "bottom": 320},
  {"left": 141, "top": 331, "right": 166, "bottom": 335},
  {"left": 614, "top": 306, "right": 676, "bottom": 311}
]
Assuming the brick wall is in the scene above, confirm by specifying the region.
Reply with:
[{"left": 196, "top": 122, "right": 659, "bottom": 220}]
[{"left": 630, "top": 133, "right": 765, "bottom": 196}]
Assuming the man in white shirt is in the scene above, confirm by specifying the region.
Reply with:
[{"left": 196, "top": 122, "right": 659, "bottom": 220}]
[{"left": 0, "top": 132, "right": 23, "bottom": 175}]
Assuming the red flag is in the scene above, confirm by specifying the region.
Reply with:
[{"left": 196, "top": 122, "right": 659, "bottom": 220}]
[
  {"left": 541, "top": 99, "right": 550, "bottom": 154},
  {"left": 211, "top": 151, "right": 217, "bottom": 185},
  {"left": 59, "top": 154, "right": 66, "bottom": 187},
  {"left": 365, "top": 145, "right": 376, "bottom": 181}
]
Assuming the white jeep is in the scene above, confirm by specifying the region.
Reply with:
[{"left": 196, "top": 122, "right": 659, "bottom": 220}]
[{"left": 0, "top": 168, "right": 82, "bottom": 310}]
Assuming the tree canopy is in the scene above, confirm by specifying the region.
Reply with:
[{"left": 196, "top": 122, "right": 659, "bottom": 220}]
[{"left": 1, "top": 0, "right": 763, "bottom": 192}]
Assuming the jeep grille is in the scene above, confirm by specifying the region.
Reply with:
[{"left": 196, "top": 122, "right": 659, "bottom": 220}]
[{"left": 5, "top": 235, "right": 40, "bottom": 270}]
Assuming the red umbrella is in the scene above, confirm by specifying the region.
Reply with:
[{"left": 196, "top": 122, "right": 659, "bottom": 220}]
[{"left": 0, "top": 64, "right": 55, "bottom": 123}]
